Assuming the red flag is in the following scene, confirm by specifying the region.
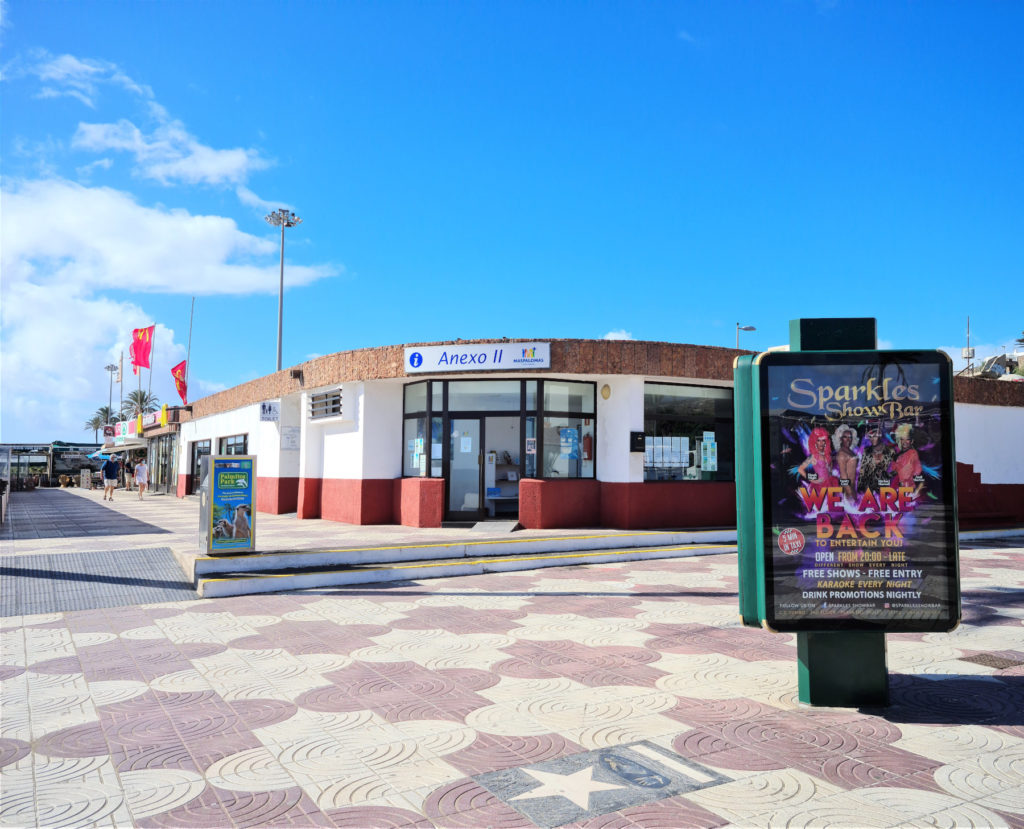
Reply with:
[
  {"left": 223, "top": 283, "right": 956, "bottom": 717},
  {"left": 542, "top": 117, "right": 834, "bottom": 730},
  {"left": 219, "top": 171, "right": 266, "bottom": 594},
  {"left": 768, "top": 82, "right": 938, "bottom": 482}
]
[
  {"left": 171, "top": 360, "right": 188, "bottom": 405},
  {"left": 130, "top": 326, "right": 155, "bottom": 375}
]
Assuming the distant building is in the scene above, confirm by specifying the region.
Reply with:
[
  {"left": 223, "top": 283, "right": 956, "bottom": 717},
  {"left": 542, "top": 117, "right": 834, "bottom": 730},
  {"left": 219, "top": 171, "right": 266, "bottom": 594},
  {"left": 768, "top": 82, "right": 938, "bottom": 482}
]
[{"left": 132, "top": 338, "right": 1023, "bottom": 530}]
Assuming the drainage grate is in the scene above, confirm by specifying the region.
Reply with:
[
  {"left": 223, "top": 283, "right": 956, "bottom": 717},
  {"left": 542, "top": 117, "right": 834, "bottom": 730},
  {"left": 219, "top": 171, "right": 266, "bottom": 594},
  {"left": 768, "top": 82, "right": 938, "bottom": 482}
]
[{"left": 959, "top": 653, "right": 1024, "bottom": 670}]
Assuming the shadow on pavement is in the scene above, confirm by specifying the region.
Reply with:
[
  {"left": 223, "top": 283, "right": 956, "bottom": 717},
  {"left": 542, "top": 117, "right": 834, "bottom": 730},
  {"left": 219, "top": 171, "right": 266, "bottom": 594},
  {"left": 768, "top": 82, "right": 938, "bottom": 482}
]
[
  {"left": 2, "top": 488, "right": 169, "bottom": 540},
  {"left": 866, "top": 674, "right": 1024, "bottom": 726}
]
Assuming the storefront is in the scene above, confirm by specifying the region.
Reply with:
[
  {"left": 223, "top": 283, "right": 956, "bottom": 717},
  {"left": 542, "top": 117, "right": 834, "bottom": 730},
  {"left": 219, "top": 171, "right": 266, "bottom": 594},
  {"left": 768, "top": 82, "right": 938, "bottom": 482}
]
[
  {"left": 136, "top": 407, "right": 190, "bottom": 495},
  {"left": 401, "top": 377, "right": 596, "bottom": 522},
  {"left": 174, "top": 338, "right": 1024, "bottom": 531}
]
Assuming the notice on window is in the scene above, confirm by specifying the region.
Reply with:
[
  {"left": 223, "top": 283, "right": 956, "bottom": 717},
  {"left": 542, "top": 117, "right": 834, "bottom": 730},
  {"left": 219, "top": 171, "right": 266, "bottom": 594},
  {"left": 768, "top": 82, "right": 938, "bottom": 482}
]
[
  {"left": 560, "top": 428, "right": 579, "bottom": 459},
  {"left": 525, "top": 438, "right": 536, "bottom": 455},
  {"left": 460, "top": 437, "right": 473, "bottom": 453},
  {"left": 701, "top": 439, "right": 718, "bottom": 471}
]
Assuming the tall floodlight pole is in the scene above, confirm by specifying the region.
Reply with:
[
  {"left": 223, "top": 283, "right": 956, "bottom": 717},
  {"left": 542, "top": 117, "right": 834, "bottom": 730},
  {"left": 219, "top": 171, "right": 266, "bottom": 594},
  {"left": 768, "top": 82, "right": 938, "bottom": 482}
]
[
  {"left": 264, "top": 208, "right": 303, "bottom": 372},
  {"left": 105, "top": 364, "right": 117, "bottom": 422},
  {"left": 736, "top": 323, "right": 756, "bottom": 349}
]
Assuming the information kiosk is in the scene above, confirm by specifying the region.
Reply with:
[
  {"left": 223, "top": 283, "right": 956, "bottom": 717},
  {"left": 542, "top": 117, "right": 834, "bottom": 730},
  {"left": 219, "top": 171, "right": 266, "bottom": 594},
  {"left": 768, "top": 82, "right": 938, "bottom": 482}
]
[{"left": 734, "top": 318, "right": 960, "bottom": 705}]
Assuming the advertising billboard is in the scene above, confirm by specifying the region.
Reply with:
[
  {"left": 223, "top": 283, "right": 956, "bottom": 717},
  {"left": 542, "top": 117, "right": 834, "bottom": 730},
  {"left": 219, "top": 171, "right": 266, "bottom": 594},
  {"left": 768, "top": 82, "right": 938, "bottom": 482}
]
[
  {"left": 208, "top": 455, "right": 255, "bottom": 553},
  {"left": 758, "top": 350, "right": 959, "bottom": 632}
]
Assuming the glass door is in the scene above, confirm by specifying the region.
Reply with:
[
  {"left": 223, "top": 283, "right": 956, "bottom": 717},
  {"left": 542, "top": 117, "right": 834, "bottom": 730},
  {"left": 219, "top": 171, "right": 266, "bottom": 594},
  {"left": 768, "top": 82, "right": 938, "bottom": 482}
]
[{"left": 448, "top": 418, "right": 483, "bottom": 519}]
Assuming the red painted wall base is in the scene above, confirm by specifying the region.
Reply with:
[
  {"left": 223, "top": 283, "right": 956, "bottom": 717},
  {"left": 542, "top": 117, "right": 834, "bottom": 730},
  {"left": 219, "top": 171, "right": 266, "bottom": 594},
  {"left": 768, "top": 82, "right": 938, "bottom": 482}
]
[
  {"left": 297, "top": 477, "right": 322, "bottom": 519},
  {"left": 282, "top": 469, "right": 1023, "bottom": 531},
  {"left": 393, "top": 478, "right": 444, "bottom": 527},
  {"left": 320, "top": 478, "right": 394, "bottom": 524},
  {"left": 601, "top": 481, "right": 736, "bottom": 529},
  {"left": 256, "top": 477, "right": 299, "bottom": 515},
  {"left": 956, "top": 462, "right": 1024, "bottom": 529},
  {"left": 519, "top": 479, "right": 601, "bottom": 529}
]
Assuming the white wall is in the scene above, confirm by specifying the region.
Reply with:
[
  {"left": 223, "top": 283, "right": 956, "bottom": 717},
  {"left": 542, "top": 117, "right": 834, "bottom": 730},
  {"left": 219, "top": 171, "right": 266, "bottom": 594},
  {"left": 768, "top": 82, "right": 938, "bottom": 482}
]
[
  {"left": 177, "top": 404, "right": 264, "bottom": 476},
  {"left": 309, "top": 384, "right": 360, "bottom": 480},
  {"left": 596, "top": 375, "right": 644, "bottom": 483},
  {"left": 954, "top": 402, "right": 1024, "bottom": 484},
  {"left": 361, "top": 381, "right": 404, "bottom": 478}
]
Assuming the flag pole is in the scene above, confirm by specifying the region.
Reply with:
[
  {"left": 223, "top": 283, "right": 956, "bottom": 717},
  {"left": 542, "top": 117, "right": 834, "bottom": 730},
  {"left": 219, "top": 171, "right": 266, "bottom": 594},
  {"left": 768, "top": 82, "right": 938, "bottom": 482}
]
[
  {"left": 185, "top": 297, "right": 194, "bottom": 404},
  {"left": 148, "top": 326, "right": 156, "bottom": 402},
  {"left": 119, "top": 351, "right": 124, "bottom": 420}
]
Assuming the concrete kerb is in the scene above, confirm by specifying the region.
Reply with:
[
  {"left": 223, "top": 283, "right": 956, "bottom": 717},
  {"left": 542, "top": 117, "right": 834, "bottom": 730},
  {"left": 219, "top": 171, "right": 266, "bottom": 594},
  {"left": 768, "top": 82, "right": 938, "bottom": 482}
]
[
  {"left": 195, "top": 541, "right": 739, "bottom": 598},
  {"left": 177, "top": 528, "right": 739, "bottom": 580}
]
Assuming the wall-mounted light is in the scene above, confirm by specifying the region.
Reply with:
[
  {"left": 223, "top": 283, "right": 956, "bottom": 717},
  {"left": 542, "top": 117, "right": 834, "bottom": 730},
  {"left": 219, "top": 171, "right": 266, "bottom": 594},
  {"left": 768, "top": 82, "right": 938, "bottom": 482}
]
[{"left": 600, "top": 384, "right": 611, "bottom": 400}]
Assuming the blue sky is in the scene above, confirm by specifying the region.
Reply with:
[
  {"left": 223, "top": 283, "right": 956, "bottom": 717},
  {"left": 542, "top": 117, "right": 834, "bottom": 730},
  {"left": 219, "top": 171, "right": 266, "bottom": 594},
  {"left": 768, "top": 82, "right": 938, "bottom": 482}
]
[{"left": 2, "top": 1, "right": 1022, "bottom": 443}]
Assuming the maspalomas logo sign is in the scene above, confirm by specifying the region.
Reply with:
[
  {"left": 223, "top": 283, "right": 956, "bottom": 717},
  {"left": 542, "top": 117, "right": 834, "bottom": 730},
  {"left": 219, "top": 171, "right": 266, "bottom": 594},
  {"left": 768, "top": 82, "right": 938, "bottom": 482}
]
[{"left": 405, "top": 342, "right": 551, "bottom": 373}]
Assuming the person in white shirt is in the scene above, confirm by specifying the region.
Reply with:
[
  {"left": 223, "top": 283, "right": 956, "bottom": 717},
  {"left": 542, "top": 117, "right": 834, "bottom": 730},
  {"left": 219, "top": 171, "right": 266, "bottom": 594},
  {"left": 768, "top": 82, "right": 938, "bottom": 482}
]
[{"left": 134, "top": 460, "right": 149, "bottom": 500}]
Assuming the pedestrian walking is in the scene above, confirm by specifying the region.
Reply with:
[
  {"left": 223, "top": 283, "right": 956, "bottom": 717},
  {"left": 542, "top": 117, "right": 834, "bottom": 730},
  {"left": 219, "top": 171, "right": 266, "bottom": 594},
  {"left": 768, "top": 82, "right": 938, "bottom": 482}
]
[
  {"left": 134, "top": 459, "right": 149, "bottom": 500},
  {"left": 101, "top": 456, "right": 119, "bottom": 501},
  {"left": 124, "top": 457, "right": 134, "bottom": 492}
]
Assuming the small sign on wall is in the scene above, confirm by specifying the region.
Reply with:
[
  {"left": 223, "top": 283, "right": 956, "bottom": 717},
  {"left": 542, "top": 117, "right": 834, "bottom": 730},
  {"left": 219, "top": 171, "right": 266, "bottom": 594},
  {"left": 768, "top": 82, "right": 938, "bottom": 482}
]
[
  {"left": 260, "top": 401, "right": 281, "bottom": 422},
  {"left": 281, "top": 426, "right": 300, "bottom": 450}
]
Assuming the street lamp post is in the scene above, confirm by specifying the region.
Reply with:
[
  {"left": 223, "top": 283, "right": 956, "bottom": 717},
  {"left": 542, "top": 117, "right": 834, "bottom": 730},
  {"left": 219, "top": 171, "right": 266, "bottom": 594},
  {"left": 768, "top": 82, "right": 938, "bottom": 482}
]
[
  {"left": 104, "top": 364, "right": 117, "bottom": 424},
  {"left": 736, "top": 323, "right": 756, "bottom": 349},
  {"left": 264, "top": 208, "right": 303, "bottom": 372}
]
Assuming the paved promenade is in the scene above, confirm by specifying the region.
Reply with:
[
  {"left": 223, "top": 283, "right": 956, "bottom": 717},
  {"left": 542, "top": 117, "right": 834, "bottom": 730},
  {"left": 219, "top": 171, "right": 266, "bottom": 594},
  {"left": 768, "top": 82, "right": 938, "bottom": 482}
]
[{"left": 1, "top": 489, "right": 1022, "bottom": 827}]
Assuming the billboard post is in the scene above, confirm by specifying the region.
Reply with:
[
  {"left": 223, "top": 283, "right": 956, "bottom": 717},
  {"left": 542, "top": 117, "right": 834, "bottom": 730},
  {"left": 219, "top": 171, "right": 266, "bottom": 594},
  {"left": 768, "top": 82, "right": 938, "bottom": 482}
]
[{"left": 735, "top": 318, "right": 960, "bottom": 706}]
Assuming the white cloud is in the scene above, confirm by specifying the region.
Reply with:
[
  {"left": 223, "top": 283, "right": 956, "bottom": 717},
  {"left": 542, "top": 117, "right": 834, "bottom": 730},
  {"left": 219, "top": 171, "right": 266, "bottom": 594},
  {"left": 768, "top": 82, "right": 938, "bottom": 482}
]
[
  {"left": 0, "top": 177, "right": 341, "bottom": 441},
  {"left": 236, "top": 185, "right": 281, "bottom": 212},
  {"left": 20, "top": 51, "right": 152, "bottom": 108},
  {"left": 17, "top": 51, "right": 272, "bottom": 201},
  {"left": 677, "top": 30, "right": 697, "bottom": 44},
  {"left": 603, "top": 329, "right": 634, "bottom": 340},
  {"left": 3, "top": 178, "right": 338, "bottom": 295},
  {"left": 1, "top": 52, "right": 335, "bottom": 441},
  {"left": 75, "top": 157, "right": 113, "bottom": 178},
  {"left": 73, "top": 117, "right": 270, "bottom": 187}
]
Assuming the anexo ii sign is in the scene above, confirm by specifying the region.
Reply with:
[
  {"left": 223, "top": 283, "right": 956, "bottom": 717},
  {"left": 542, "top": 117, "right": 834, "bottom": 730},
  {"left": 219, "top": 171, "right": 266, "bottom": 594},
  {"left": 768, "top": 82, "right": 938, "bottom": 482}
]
[{"left": 404, "top": 342, "right": 550, "bottom": 373}]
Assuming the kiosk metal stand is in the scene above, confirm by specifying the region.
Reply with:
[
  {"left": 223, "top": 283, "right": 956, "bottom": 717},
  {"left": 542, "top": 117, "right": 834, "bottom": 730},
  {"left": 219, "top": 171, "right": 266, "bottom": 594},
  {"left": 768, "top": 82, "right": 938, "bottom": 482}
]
[{"left": 788, "top": 318, "right": 889, "bottom": 706}]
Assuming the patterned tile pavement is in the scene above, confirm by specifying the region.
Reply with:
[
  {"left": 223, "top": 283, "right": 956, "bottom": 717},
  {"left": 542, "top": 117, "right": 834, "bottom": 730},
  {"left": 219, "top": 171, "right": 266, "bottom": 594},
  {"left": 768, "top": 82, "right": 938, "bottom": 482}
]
[{"left": 2, "top": 533, "right": 1022, "bottom": 827}]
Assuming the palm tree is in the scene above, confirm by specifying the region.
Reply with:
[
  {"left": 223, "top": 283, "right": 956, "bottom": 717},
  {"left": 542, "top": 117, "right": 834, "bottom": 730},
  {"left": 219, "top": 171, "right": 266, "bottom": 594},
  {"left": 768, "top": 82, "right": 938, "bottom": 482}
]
[
  {"left": 123, "top": 389, "right": 160, "bottom": 417},
  {"left": 84, "top": 414, "right": 105, "bottom": 442},
  {"left": 95, "top": 405, "right": 117, "bottom": 424}
]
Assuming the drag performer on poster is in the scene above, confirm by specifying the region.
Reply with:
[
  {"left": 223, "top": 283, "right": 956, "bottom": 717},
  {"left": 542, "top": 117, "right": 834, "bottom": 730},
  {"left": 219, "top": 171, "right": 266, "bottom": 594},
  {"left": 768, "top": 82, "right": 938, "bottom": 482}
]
[
  {"left": 796, "top": 426, "right": 836, "bottom": 496},
  {"left": 891, "top": 422, "right": 925, "bottom": 499},
  {"left": 856, "top": 423, "right": 895, "bottom": 495},
  {"left": 832, "top": 423, "right": 858, "bottom": 502}
]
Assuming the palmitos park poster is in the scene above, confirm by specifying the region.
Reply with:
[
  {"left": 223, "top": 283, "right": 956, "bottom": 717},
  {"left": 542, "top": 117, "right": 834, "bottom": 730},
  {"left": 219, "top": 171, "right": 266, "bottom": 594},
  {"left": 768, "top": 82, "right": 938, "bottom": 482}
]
[{"left": 758, "top": 351, "right": 960, "bottom": 632}]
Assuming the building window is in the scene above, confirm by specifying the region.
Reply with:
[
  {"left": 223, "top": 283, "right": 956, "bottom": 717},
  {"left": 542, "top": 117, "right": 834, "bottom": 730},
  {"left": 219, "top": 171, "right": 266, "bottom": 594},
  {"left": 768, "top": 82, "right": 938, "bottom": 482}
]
[
  {"left": 400, "top": 378, "right": 596, "bottom": 480},
  {"left": 219, "top": 434, "right": 248, "bottom": 455},
  {"left": 541, "top": 416, "right": 595, "bottom": 478},
  {"left": 540, "top": 381, "right": 595, "bottom": 479},
  {"left": 311, "top": 389, "right": 343, "bottom": 419},
  {"left": 643, "top": 383, "right": 733, "bottom": 481},
  {"left": 190, "top": 440, "right": 211, "bottom": 494}
]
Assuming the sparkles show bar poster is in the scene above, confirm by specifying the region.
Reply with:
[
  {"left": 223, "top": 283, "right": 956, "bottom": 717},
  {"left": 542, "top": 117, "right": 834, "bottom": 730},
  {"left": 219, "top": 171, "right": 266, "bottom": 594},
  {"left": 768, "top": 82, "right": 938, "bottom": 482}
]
[{"left": 758, "top": 351, "right": 959, "bottom": 632}]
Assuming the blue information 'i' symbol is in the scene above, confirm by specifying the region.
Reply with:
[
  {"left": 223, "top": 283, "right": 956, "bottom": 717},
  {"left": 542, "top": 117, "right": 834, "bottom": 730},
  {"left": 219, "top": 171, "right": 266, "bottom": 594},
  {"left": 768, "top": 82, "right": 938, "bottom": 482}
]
[{"left": 409, "top": 352, "right": 423, "bottom": 368}]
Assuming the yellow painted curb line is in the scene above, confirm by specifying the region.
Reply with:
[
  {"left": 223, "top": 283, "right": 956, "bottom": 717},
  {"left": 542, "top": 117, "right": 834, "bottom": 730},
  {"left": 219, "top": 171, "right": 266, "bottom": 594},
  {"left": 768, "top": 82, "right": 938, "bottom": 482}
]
[
  {"left": 200, "top": 543, "right": 736, "bottom": 585},
  {"left": 195, "top": 530, "right": 729, "bottom": 563}
]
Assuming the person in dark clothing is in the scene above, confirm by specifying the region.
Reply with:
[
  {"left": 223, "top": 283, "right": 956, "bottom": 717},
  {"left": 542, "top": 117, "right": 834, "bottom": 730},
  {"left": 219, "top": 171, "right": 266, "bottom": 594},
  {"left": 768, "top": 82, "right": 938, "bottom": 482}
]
[{"left": 102, "top": 456, "right": 120, "bottom": 501}]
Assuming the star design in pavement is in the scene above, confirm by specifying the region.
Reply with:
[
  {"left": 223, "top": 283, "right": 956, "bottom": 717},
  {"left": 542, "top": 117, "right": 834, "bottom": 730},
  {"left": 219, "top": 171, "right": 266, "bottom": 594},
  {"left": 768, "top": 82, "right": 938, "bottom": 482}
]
[{"left": 510, "top": 765, "right": 627, "bottom": 811}]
